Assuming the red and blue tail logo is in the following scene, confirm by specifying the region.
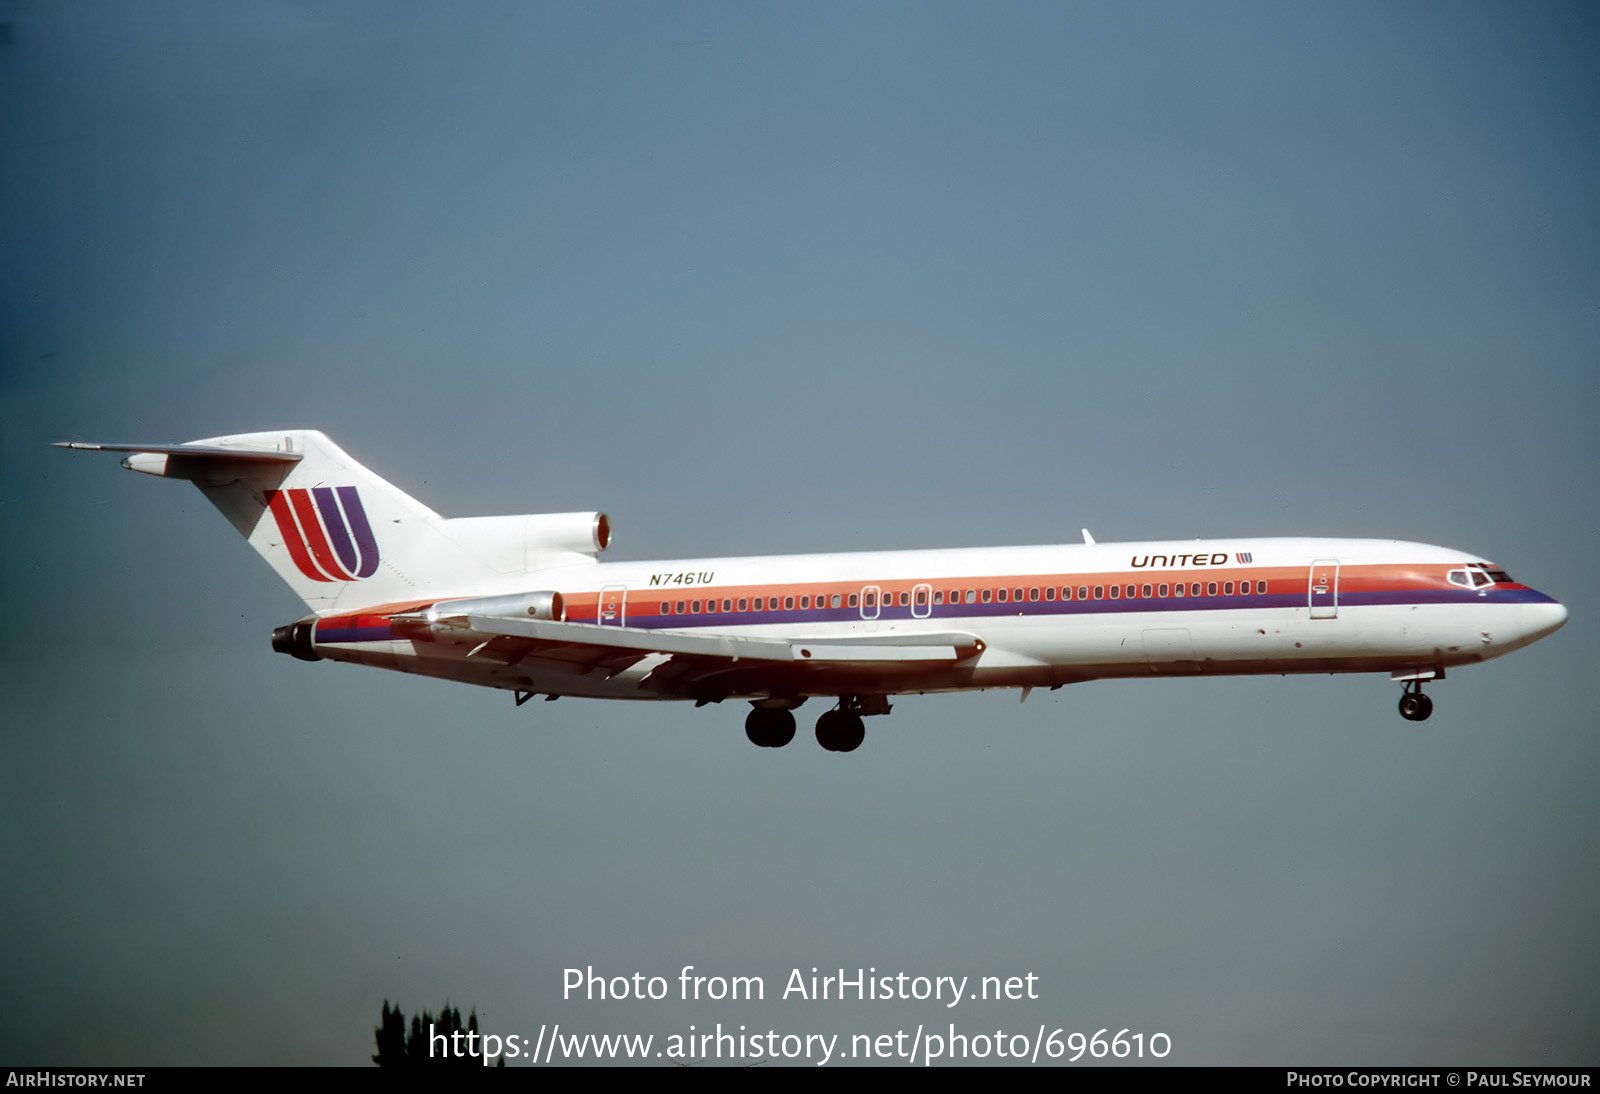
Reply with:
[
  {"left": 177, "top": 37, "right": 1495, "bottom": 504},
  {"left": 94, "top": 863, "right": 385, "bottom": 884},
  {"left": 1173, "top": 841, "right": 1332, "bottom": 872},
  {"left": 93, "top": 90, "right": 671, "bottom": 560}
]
[{"left": 266, "top": 487, "right": 380, "bottom": 582}]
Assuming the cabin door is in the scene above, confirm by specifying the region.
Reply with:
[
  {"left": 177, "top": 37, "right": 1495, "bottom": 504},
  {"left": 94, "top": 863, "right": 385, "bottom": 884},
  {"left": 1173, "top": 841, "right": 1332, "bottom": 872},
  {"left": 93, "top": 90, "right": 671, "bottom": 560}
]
[
  {"left": 1308, "top": 561, "right": 1339, "bottom": 619},
  {"left": 599, "top": 585, "right": 627, "bottom": 626}
]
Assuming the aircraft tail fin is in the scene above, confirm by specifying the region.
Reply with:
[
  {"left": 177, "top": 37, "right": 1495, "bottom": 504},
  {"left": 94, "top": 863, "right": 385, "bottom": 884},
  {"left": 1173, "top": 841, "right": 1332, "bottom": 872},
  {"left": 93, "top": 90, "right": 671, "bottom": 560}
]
[{"left": 57, "top": 430, "right": 604, "bottom": 614}]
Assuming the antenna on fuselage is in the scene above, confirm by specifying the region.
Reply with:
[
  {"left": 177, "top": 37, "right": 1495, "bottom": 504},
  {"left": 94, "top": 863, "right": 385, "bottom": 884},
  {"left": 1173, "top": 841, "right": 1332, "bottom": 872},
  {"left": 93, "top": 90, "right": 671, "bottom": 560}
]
[{"left": 1081, "top": 529, "right": 1095, "bottom": 545}]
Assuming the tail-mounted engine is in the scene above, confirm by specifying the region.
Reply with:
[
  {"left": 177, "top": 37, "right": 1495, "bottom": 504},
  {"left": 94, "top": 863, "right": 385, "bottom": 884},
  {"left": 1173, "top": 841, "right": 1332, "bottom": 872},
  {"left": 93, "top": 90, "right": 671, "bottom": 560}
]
[
  {"left": 442, "top": 512, "right": 611, "bottom": 573},
  {"left": 390, "top": 590, "right": 566, "bottom": 642},
  {"left": 271, "top": 618, "right": 322, "bottom": 662}
]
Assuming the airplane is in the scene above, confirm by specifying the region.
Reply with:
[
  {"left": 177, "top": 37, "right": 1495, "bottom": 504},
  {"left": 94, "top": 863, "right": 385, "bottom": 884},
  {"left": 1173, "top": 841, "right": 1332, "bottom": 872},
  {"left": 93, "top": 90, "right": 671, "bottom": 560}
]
[{"left": 58, "top": 430, "right": 1568, "bottom": 751}]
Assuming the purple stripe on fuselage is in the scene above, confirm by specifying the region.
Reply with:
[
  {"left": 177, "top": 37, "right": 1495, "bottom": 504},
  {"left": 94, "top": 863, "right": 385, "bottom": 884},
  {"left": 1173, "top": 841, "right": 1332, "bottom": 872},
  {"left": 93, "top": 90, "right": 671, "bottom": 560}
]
[{"left": 316, "top": 625, "right": 394, "bottom": 644}]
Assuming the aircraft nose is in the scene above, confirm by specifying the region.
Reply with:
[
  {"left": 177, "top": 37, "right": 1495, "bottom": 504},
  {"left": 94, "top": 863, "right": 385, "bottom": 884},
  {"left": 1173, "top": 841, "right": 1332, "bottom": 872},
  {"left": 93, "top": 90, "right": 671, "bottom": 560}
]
[{"left": 1520, "top": 600, "right": 1568, "bottom": 643}]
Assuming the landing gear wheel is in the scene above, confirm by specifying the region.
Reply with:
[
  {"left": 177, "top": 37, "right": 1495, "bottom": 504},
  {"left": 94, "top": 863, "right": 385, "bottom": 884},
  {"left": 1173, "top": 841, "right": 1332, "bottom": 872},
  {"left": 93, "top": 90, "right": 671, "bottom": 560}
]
[
  {"left": 815, "top": 710, "right": 866, "bottom": 752},
  {"left": 1398, "top": 693, "right": 1433, "bottom": 722},
  {"left": 745, "top": 707, "right": 796, "bottom": 747}
]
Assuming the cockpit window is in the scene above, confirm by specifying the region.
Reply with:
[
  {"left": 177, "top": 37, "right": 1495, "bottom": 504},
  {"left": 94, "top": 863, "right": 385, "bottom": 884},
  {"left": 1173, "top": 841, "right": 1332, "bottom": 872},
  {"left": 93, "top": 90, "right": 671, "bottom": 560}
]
[
  {"left": 1470, "top": 570, "right": 1490, "bottom": 587},
  {"left": 1448, "top": 571, "right": 1472, "bottom": 587},
  {"left": 1486, "top": 569, "right": 1514, "bottom": 584}
]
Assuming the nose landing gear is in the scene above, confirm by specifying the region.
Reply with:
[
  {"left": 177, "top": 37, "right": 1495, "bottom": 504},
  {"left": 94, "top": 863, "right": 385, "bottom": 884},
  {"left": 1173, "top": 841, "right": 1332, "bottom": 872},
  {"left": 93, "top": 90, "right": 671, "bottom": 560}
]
[{"left": 1398, "top": 680, "right": 1434, "bottom": 722}]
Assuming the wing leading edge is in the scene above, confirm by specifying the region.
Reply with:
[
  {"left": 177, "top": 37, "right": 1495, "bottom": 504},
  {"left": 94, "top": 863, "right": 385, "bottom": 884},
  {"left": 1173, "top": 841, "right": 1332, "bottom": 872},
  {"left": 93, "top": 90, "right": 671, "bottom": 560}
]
[{"left": 386, "top": 609, "right": 985, "bottom": 699}]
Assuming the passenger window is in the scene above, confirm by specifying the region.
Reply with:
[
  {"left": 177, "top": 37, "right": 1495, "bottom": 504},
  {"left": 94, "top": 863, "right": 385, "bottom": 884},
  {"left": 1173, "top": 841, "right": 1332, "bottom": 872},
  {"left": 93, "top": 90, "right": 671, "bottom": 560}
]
[
  {"left": 800, "top": 595, "right": 810, "bottom": 609},
  {"left": 1191, "top": 583, "right": 1201, "bottom": 596},
  {"left": 1238, "top": 582, "right": 1248, "bottom": 596},
  {"left": 1093, "top": 586, "right": 1103, "bottom": 599},
  {"left": 1174, "top": 583, "right": 1185, "bottom": 598},
  {"left": 1078, "top": 586, "right": 1088, "bottom": 600},
  {"left": 981, "top": 589, "right": 992, "bottom": 603},
  {"left": 997, "top": 588, "right": 1008, "bottom": 603},
  {"left": 660, "top": 602, "right": 670, "bottom": 614},
  {"left": 865, "top": 592, "right": 876, "bottom": 608},
  {"left": 784, "top": 596, "right": 795, "bottom": 610},
  {"left": 1256, "top": 581, "right": 1266, "bottom": 594},
  {"left": 831, "top": 594, "right": 841, "bottom": 608},
  {"left": 722, "top": 599, "right": 732, "bottom": 612},
  {"left": 899, "top": 591, "right": 910, "bottom": 606},
  {"left": 848, "top": 594, "right": 858, "bottom": 608},
  {"left": 1013, "top": 588, "right": 1023, "bottom": 602},
  {"left": 1125, "top": 585, "right": 1135, "bottom": 598},
  {"left": 966, "top": 589, "right": 977, "bottom": 604},
  {"left": 1141, "top": 584, "right": 1152, "bottom": 598},
  {"left": 1029, "top": 587, "right": 1040, "bottom": 601},
  {"left": 691, "top": 600, "right": 702, "bottom": 613},
  {"left": 737, "top": 598, "right": 748, "bottom": 611},
  {"left": 1206, "top": 583, "right": 1217, "bottom": 596},
  {"left": 1223, "top": 582, "right": 1234, "bottom": 595},
  {"left": 915, "top": 589, "right": 927, "bottom": 606},
  {"left": 676, "top": 601, "right": 686, "bottom": 614},
  {"left": 1159, "top": 584, "right": 1169, "bottom": 597},
  {"left": 1044, "top": 587, "right": 1056, "bottom": 601},
  {"left": 1109, "top": 585, "right": 1121, "bottom": 599}
]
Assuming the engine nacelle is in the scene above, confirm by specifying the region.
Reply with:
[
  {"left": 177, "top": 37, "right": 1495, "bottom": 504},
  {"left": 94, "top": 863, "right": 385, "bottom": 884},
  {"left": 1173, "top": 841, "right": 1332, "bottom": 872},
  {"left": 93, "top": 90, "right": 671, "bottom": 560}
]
[
  {"left": 443, "top": 512, "right": 611, "bottom": 573},
  {"left": 435, "top": 589, "right": 567, "bottom": 623},
  {"left": 271, "top": 618, "right": 322, "bottom": 661},
  {"left": 390, "top": 590, "right": 566, "bottom": 642}
]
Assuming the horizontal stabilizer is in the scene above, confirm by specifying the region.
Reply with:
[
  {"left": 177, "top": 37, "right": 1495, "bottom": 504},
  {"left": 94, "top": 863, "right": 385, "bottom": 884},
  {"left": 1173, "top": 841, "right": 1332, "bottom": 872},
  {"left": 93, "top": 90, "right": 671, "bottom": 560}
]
[{"left": 53, "top": 441, "right": 303, "bottom": 463}]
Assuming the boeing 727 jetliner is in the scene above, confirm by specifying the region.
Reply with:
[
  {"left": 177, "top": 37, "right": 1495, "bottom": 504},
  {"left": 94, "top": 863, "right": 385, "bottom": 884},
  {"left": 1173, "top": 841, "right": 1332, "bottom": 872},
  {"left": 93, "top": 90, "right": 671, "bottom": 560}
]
[{"left": 60, "top": 430, "right": 1567, "bottom": 751}]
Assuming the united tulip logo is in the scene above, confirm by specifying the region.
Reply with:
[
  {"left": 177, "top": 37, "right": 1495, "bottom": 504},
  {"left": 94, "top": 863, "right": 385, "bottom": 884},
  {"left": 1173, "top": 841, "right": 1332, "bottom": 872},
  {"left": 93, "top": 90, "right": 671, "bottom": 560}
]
[{"left": 266, "top": 487, "right": 379, "bottom": 581}]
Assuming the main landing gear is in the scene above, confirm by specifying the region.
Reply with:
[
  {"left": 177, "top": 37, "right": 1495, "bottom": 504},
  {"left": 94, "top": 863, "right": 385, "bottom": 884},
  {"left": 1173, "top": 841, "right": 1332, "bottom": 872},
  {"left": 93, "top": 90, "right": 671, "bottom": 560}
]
[
  {"left": 745, "top": 695, "right": 889, "bottom": 752},
  {"left": 1397, "top": 679, "right": 1434, "bottom": 722},
  {"left": 744, "top": 706, "right": 797, "bottom": 748},
  {"left": 815, "top": 709, "right": 866, "bottom": 753}
]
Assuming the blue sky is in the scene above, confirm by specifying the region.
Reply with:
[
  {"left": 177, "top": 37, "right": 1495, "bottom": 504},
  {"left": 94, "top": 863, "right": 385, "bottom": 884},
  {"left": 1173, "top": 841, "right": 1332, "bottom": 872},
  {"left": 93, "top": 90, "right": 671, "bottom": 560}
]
[{"left": 2, "top": 1, "right": 1596, "bottom": 1065}]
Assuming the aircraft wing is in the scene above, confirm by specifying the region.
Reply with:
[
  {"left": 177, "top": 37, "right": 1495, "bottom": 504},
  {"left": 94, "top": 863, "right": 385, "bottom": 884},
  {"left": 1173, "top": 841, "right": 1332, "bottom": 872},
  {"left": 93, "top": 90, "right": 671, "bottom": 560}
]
[{"left": 388, "top": 609, "right": 983, "bottom": 699}]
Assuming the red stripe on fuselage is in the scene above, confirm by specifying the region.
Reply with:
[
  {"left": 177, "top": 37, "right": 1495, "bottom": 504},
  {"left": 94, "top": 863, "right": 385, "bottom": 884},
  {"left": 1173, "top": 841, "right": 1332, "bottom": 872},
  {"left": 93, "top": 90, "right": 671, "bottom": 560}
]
[{"left": 318, "top": 600, "right": 438, "bottom": 629}]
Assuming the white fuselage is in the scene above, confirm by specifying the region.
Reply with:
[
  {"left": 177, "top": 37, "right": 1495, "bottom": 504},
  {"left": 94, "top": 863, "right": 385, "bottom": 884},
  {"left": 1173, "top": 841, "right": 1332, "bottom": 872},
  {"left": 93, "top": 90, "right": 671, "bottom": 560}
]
[{"left": 310, "top": 536, "right": 1567, "bottom": 702}]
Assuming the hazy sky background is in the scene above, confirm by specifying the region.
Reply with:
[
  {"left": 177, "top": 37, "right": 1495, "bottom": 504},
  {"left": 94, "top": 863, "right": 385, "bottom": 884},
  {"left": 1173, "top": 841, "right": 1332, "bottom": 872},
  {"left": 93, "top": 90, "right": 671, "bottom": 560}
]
[{"left": 2, "top": 1, "right": 1596, "bottom": 1066}]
